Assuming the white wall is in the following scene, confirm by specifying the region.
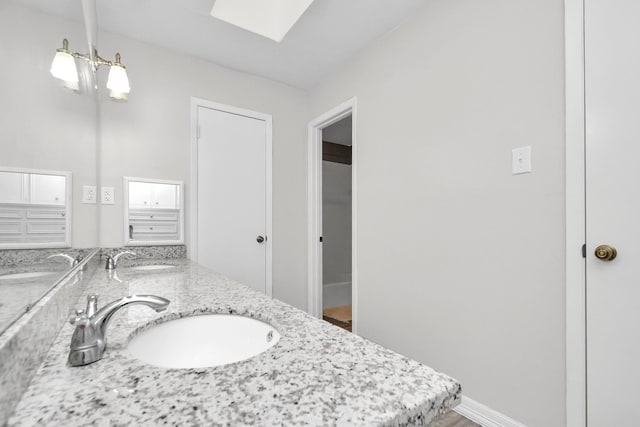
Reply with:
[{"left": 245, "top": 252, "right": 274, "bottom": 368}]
[
  {"left": 0, "top": 2, "right": 98, "bottom": 248},
  {"left": 97, "top": 31, "right": 309, "bottom": 309},
  {"left": 309, "top": 0, "right": 566, "bottom": 425}
]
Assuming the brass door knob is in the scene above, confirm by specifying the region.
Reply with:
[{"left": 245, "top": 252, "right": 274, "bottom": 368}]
[{"left": 594, "top": 244, "right": 617, "bottom": 261}]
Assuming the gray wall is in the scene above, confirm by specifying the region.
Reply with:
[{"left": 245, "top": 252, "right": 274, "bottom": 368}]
[
  {"left": 97, "top": 31, "right": 309, "bottom": 310},
  {"left": 309, "top": 0, "right": 566, "bottom": 425}
]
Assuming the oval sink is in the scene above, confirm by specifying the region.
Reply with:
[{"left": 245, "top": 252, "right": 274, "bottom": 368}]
[
  {"left": 0, "top": 271, "right": 56, "bottom": 280},
  {"left": 127, "top": 314, "right": 280, "bottom": 369},
  {"left": 129, "top": 265, "right": 176, "bottom": 271}
]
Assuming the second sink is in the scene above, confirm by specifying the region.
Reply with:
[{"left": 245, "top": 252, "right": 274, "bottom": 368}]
[{"left": 127, "top": 314, "right": 280, "bottom": 369}]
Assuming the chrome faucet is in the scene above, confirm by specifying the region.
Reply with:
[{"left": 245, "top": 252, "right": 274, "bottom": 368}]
[
  {"left": 105, "top": 251, "right": 136, "bottom": 270},
  {"left": 68, "top": 294, "right": 170, "bottom": 367},
  {"left": 48, "top": 253, "right": 82, "bottom": 267}
]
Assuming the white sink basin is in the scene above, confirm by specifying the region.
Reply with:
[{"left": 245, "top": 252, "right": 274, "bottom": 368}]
[
  {"left": 129, "top": 265, "right": 176, "bottom": 271},
  {"left": 127, "top": 314, "right": 280, "bottom": 369},
  {"left": 0, "top": 271, "right": 56, "bottom": 280}
]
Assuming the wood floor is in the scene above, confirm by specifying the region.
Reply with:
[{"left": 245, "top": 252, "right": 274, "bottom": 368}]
[
  {"left": 322, "top": 304, "right": 352, "bottom": 332},
  {"left": 431, "top": 410, "right": 480, "bottom": 427}
]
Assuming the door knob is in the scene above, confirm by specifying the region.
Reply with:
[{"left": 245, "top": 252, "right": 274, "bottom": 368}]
[
  {"left": 256, "top": 235, "right": 266, "bottom": 243},
  {"left": 594, "top": 244, "right": 617, "bottom": 261}
]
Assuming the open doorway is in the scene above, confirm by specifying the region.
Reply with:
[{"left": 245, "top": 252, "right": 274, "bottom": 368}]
[
  {"left": 307, "top": 97, "right": 357, "bottom": 334},
  {"left": 321, "top": 117, "right": 352, "bottom": 332}
]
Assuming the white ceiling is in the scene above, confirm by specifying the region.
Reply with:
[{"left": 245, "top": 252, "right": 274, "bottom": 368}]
[{"left": 16, "top": 0, "right": 428, "bottom": 90}]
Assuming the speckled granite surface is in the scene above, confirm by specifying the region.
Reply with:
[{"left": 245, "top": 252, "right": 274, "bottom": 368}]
[
  {"left": 0, "top": 248, "right": 97, "bottom": 333},
  {"left": 8, "top": 260, "right": 461, "bottom": 426},
  {"left": 101, "top": 245, "right": 186, "bottom": 262},
  {"left": 0, "top": 248, "right": 94, "bottom": 268},
  {"left": 0, "top": 251, "right": 100, "bottom": 426}
]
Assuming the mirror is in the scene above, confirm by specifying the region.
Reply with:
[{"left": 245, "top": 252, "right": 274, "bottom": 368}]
[
  {"left": 123, "top": 177, "right": 184, "bottom": 246},
  {"left": 0, "top": 168, "right": 72, "bottom": 248},
  {"left": 0, "top": 2, "right": 98, "bottom": 332}
]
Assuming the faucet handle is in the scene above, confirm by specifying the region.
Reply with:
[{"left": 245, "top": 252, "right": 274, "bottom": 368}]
[{"left": 69, "top": 308, "right": 87, "bottom": 325}]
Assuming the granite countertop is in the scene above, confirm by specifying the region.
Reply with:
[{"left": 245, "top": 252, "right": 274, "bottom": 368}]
[
  {"left": 0, "top": 261, "right": 73, "bottom": 332},
  {"left": 8, "top": 259, "right": 461, "bottom": 426}
]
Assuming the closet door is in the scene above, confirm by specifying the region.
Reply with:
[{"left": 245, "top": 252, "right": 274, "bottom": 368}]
[
  {"left": 585, "top": 0, "right": 640, "bottom": 424},
  {"left": 196, "top": 105, "right": 270, "bottom": 295}
]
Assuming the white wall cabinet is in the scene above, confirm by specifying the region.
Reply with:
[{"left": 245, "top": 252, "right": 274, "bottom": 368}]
[
  {"left": 0, "top": 171, "right": 27, "bottom": 204},
  {"left": 30, "top": 174, "right": 66, "bottom": 205},
  {"left": 0, "top": 168, "right": 72, "bottom": 248},
  {"left": 128, "top": 181, "right": 178, "bottom": 209},
  {"left": 124, "top": 177, "right": 183, "bottom": 245}
]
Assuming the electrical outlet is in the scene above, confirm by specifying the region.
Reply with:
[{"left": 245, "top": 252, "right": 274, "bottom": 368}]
[
  {"left": 101, "top": 187, "right": 115, "bottom": 205},
  {"left": 82, "top": 185, "right": 97, "bottom": 204}
]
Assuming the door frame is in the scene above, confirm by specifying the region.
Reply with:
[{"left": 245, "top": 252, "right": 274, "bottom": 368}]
[
  {"left": 565, "top": 0, "right": 587, "bottom": 425},
  {"left": 307, "top": 97, "right": 358, "bottom": 334},
  {"left": 189, "top": 97, "right": 273, "bottom": 297}
]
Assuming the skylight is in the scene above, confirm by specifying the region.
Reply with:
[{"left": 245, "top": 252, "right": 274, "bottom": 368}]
[{"left": 211, "top": 0, "right": 315, "bottom": 42}]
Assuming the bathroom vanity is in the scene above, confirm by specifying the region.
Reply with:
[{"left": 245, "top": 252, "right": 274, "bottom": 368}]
[{"left": 6, "top": 256, "right": 460, "bottom": 426}]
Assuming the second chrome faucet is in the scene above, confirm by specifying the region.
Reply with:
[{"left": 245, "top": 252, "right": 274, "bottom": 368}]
[{"left": 104, "top": 250, "right": 136, "bottom": 270}]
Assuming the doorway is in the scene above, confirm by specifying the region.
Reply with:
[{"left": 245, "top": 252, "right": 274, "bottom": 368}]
[
  {"left": 190, "top": 98, "right": 272, "bottom": 296},
  {"left": 320, "top": 116, "right": 353, "bottom": 332},
  {"left": 307, "top": 98, "right": 357, "bottom": 334}
]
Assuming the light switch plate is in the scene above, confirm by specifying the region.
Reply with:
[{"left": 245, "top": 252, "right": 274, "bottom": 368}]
[
  {"left": 82, "top": 185, "right": 97, "bottom": 204},
  {"left": 512, "top": 146, "right": 532, "bottom": 175},
  {"left": 101, "top": 187, "right": 115, "bottom": 205}
]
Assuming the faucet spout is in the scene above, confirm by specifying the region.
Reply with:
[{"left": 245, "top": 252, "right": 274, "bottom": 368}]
[
  {"left": 105, "top": 250, "right": 137, "bottom": 270},
  {"left": 48, "top": 253, "right": 77, "bottom": 267},
  {"left": 91, "top": 295, "right": 170, "bottom": 338},
  {"left": 68, "top": 294, "right": 170, "bottom": 367}
]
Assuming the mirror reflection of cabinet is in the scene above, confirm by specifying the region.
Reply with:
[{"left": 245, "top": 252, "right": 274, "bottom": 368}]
[
  {"left": 124, "top": 177, "right": 184, "bottom": 245},
  {"left": 0, "top": 168, "right": 72, "bottom": 248}
]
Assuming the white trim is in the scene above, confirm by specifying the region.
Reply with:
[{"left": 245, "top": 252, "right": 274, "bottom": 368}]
[
  {"left": 122, "top": 176, "right": 185, "bottom": 246},
  {"left": 454, "top": 396, "right": 526, "bottom": 427},
  {"left": 189, "top": 97, "right": 273, "bottom": 297},
  {"left": 307, "top": 97, "right": 358, "bottom": 334},
  {"left": 565, "top": 0, "right": 587, "bottom": 426}
]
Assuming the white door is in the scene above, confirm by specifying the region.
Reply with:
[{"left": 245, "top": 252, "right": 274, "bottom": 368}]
[
  {"left": 196, "top": 105, "right": 271, "bottom": 294},
  {"left": 585, "top": 0, "right": 640, "bottom": 424}
]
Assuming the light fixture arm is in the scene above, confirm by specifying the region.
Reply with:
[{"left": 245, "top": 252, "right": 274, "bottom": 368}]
[{"left": 71, "top": 49, "right": 124, "bottom": 69}]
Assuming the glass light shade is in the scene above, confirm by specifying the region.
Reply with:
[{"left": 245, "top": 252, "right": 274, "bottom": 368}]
[
  {"left": 108, "top": 90, "right": 129, "bottom": 102},
  {"left": 50, "top": 50, "right": 79, "bottom": 89},
  {"left": 106, "top": 64, "right": 130, "bottom": 95}
]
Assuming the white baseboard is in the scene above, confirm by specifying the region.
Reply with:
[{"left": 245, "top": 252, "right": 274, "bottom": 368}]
[{"left": 454, "top": 396, "right": 526, "bottom": 427}]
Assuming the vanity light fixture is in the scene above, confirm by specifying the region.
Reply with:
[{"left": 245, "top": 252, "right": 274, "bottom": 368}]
[{"left": 50, "top": 38, "right": 131, "bottom": 101}]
